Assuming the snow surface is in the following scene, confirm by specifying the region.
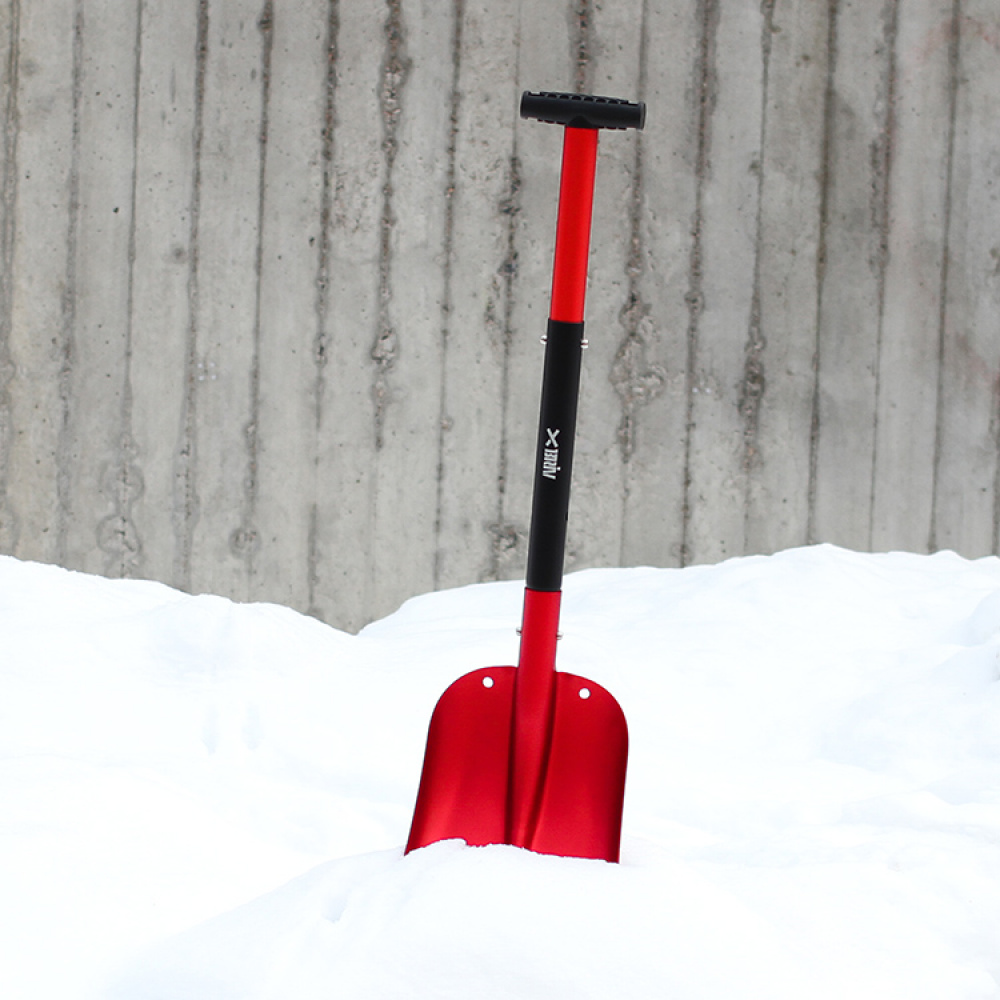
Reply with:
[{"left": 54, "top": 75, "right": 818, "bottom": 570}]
[{"left": 2, "top": 545, "right": 1000, "bottom": 998}]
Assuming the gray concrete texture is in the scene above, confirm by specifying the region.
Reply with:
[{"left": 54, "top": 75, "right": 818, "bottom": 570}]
[{"left": 1, "top": 0, "right": 998, "bottom": 631}]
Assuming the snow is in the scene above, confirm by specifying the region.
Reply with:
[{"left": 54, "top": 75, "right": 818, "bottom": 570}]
[{"left": 2, "top": 544, "right": 1000, "bottom": 998}]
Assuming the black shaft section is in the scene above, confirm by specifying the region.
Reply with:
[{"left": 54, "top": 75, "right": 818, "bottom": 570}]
[{"left": 525, "top": 319, "right": 586, "bottom": 592}]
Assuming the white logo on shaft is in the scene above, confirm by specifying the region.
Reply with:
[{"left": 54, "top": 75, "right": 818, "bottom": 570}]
[{"left": 542, "top": 428, "right": 561, "bottom": 480}]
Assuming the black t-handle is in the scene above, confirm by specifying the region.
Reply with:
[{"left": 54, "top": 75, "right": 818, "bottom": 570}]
[{"left": 520, "top": 91, "right": 645, "bottom": 131}]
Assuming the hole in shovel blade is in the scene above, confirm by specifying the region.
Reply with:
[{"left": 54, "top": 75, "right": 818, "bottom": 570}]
[
  {"left": 579, "top": 687, "right": 591, "bottom": 699},
  {"left": 483, "top": 676, "right": 495, "bottom": 688}
]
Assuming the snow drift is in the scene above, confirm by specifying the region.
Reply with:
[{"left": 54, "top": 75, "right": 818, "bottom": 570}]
[{"left": 2, "top": 545, "right": 999, "bottom": 998}]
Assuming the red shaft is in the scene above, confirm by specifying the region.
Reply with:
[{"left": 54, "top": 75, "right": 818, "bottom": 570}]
[
  {"left": 549, "top": 128, "right": 599, "bottom": 324},
  {"left": 509, "top": 587, "right": 562, "bottom": 847}
]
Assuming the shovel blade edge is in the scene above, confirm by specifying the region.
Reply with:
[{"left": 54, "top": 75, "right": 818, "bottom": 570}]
[{"left": 405, "top": 667, "right": 627, "bottom": 862}]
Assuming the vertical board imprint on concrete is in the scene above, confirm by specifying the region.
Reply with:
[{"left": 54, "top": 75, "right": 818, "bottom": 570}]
[
  {"left": 306, "top": 0, "right": 341, "bottom": 619},
  {"left": 678, "top": 0, "right": 719, "bottom": 568},
  {"left": 744, "top": 0, "right": 829, "bottom": 555},
  {"left": 430, "top": 0, "right": 463, "bottom": 590},
  {"left": 95, "top": 0, "right": 145, "bottom": 580},
  {"left": 811, "top": 0, "right": 898, "bottom": 551},
  {"left": 932, "top": 3, "right": 1000, "bottom": 556},
  {"left": 871, "top": 0, "right": 956, "bottom": 553},
  {"left": 0, "top": 0, "right": 21, "bottom": 552},
  {"left": 172, "top": 0, "right": 211, "bottom": 593},
  {"left": 684, "top": 0, "right": 768, "bottom": 567}
]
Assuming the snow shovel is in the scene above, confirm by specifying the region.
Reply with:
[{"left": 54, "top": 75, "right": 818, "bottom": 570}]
[{"left": 406, "top": 91, "right": 645, "bottom": 863}]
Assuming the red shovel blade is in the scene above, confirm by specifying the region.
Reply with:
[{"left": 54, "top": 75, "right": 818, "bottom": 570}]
[{"left": 405, "top": 666, "right": 628, "bottom": 862}]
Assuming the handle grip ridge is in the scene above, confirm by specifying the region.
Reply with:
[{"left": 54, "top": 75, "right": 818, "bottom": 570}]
[{"left": 520, "top": 90, "right": 645, "bottom": 131}]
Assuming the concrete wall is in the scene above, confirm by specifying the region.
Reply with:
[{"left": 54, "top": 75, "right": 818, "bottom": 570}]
[{"left": 1, "top": 0, "right": 998, "bottom": 631}]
